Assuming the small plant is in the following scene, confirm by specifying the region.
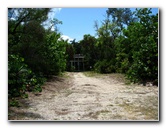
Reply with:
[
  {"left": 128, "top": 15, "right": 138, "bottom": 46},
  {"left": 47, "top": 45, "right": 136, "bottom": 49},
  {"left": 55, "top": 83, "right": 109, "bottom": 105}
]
[
  {"left": 9, "top": 99, "right": 20, "bottom": 107},
  {"left": 22, "top": 93, "right": 28, "bottom": 98},
  {"left": 33, "top": 84, "right": 42, "bottom": 92}
]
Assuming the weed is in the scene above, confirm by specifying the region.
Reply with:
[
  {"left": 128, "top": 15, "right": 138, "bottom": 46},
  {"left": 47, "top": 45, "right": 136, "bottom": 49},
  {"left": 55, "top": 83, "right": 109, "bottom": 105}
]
[{"left": 9, "top": 99, "right": 20, "bottom": 107}]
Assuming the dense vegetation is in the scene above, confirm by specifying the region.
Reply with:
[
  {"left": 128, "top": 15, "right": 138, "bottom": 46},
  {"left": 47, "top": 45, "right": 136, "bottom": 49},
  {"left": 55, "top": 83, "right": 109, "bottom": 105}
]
[
  {"left": 8, "top": 8, "right": 158, "bottom": 101},
  {"left": 68, "top": 8, "right": 158, "bottom": 85},
  {"left": 8, "top": 8, "right": 67, "bottom": 98}
]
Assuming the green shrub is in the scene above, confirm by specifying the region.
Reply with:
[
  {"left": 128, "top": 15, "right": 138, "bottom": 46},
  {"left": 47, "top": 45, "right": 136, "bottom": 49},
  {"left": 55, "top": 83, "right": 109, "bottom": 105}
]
[
  {"left": 8, "top": 54, "right": 46, "bottom": 98},
  {"left": 9, "top": 99, "right": 20, "bottom": 107},
  {"left": 94, "top": 60, "right": 115, "bottom": 73},
  {"left": 8, "top": 54, "right": 31, "bottom": 97}
]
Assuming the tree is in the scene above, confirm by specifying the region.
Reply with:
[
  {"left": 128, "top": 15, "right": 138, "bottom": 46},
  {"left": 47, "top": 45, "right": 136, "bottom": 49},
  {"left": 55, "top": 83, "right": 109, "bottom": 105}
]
[
  {"left": 80, "top": 34, "right": 97, "bottom": 70},
  {"left": 93, "top": 8, "right": 158, "bottom": 85},
  {"left": 43, "top": 32, "right": 67, "bottom": 75},
  {"left": 8, "top": 8, "right": 67, "bottom": 98},
  {"left": 8, "top": 8, "right": 51, "bottom": 97},
  {"left": 65, "top": 43, "right": 75, "bottom": 71},
  {"left": 70, "top": 39, "right": 82, "bottom": 54},
  {"left": 93, "top": 13, "right": 120, "bottom": 73},
  {"left": 8, "top": 8, "right": 50, "bottom": 35},
  {"left": 106, "top": 8, "right": 136, "bottom": 31},
  {"left": 123, "top": 8, "right": 158, "bottom": 85}
]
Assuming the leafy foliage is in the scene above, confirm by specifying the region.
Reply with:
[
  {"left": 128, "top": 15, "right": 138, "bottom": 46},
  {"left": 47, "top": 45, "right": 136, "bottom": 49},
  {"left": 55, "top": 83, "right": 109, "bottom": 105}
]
[
  {"left": 79, "top": 8, "right": 158, "bottom": 85},
  {"left": 8, "top": 54, "right": 46, "bottom": 97},
  {"left": 9, "top": 99, "right": 20, "bottom": 107},
  {"left": 124, "top": 9, "right": 158, "bottom": 84},
  {"left": 8, "top": 8, "right": 67, "bottom": 99},
  {"left": 8, "top": 8, "right": 158, "bottom": 102},
  {"left": 8, "top": 54, "right": 30, "bottom": 97},
  {"left": 80, "top": 34, "right": 97, "bottom": 70},
  {"left": 42, "top": 32, "right": 67, "bottom": 75}
]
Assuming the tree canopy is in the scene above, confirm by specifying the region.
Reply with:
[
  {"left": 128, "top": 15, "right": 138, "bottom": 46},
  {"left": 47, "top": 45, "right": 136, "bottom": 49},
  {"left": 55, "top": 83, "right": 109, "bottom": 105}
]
[{"left": 8, "top": 8, "right": 67, "bottom": 98}]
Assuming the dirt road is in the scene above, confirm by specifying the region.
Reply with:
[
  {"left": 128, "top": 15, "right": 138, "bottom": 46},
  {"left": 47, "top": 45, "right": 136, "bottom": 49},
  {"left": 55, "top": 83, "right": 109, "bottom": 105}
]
[{"left": 8, "top": 72, "right": 158, "bottom": 121}]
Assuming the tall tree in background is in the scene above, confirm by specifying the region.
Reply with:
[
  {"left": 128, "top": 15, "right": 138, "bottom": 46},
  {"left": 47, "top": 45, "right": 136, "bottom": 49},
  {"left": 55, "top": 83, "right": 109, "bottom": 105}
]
[
  {"left": 93, "top": 8, "right": 134, "bottom": 73},
  {"left": 80, "top": 34, "right": 97, "bottom": 70},
  {"left": 106, "top": 8, "right": 135, "bottom": 31},
  {"left": 65, "top": 42, "right": 75, "bottom": 71}
]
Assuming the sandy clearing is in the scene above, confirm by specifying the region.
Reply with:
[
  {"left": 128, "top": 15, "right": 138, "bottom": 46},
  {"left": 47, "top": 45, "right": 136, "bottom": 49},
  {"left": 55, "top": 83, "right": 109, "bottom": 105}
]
[{"left": 8, "top": 72, "right": 158, "bottom": 121}]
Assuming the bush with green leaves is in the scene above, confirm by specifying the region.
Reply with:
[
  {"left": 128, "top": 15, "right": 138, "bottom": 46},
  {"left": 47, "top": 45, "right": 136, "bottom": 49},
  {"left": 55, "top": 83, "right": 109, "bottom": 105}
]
[
  {"left": 8, "top": 54, "right": 46, "bottom": 98},
  {"left": 93, "top": 8, "right": 158, "bottom": 85},
  {"left": 42, "top": 32, "right": 67, "bottom": 75},
  {"left": 8, "top": 54, "right": 31, "bottom": 97},
  {"left": 94, "top": 60, "right": 115, "bottom": 73},
  {"left": 9, "top": 99, "right": 20, "bottom": 107},
  {"left": 8, "top": 8, "right": 69, "bottom": 102},
  {"left": 123, "top": 8, "right": 158, "bottom": 84}
]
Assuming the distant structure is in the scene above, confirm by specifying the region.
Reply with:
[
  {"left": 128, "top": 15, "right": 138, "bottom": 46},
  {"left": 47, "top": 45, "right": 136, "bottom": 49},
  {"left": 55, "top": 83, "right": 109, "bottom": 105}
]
[{"left": 70, "top": 54, "right": 85, "bottom": 71}]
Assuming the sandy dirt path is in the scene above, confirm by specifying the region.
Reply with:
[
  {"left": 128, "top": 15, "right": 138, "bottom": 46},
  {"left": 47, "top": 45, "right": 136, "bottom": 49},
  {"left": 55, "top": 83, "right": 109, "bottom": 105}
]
[{"left": 9, "top": 72, "right": 158, "bottom": 121}]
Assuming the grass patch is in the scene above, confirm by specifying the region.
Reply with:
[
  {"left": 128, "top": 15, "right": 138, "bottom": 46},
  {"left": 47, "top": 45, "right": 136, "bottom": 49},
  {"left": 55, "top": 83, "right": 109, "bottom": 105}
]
[
  {"left": 58, "top": 72, "right": 71, "bottom": 78},
  {"left": 9, "top": 99, "right": 20, "bottom": 107},
  {"left": 125, "top": 80, "right": 132, "bottom": 85},
  {"left": 8, "top": 108, "right": 44, "bottom": 120},
  {"left": 83, "top": 71, "right": 102, "bottom": 77},
  {"left": 107, "top": 73, "right": 131, "bottom": 84},
  {"left": 119, "top": 102, "right": 158, "bottom": 120},
  {"left": 83, "top": 72, "right": 131, "bottom": 85}
]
